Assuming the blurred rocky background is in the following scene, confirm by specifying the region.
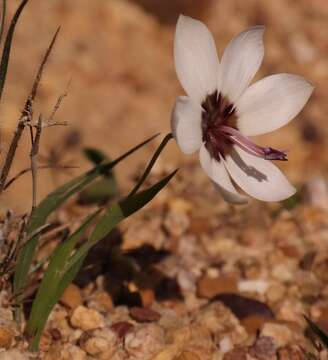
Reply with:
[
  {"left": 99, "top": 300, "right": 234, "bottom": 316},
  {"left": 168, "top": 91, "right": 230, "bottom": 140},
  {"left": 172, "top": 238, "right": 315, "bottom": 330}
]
[{"left": 0, "top": 0, "right": 327, "bottom": 211}]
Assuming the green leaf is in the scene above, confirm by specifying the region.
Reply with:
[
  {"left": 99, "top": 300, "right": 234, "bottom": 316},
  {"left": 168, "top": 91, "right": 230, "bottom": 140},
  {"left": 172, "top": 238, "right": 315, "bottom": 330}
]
[
  {"left": 26, "top": 169, "right": 176, "bottom": 351},
  {"left": 83, "top": 147, "right": 108, "bottom": 165},
  {"left": 78, "top": 177, "right": 119, "bottom": 205},
  {"left": 129, "top": 133, "right": 173, "bottom": 196},
  {"left": 79, "top": 147, "right": 119, "bottom": 205},
  {"left": 305, "top": 315, "right": 328, "bottom": 349},
  {"left": 68, "top": 169, "right": 177, "bottom": 272},
  {"left": 13, "top": 134, "right": 158, "bottom": 302},
  {"left": 28, "top": 256, "right": 85, "bottom": 351},
  {"left": 0, "top": 0, "right": 29, "bottom": 103},
  {"left": 26, "top": 213, "right": 98, "bottom": 345}
]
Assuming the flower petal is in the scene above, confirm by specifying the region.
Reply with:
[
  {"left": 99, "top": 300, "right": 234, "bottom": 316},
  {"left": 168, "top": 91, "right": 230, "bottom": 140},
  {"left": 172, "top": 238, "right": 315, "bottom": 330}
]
[
  {"left": 237, "top": 74, "right": 314, "bottom": 136},
  {"left": 199, "top": 144, "right": 248, "bottom": 204},
  {"left": 219, "top": 26, "right": 265, "bottom": 104},
  {"left": 224, "top": 146, "right": 296, "bottom": 202},
  {"left": 171, "top": 96, "right": 202, "bottom": 154},
  {"left": 174, "top": 15, "right": 219, "bottom": 103},
  {"left": 199, "top": 143, "right": 212, "bottom": 176}
]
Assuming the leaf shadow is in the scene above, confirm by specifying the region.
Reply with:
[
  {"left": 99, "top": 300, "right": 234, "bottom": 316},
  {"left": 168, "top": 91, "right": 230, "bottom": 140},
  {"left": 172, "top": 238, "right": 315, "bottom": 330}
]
[{"left": 74, "top": 231, "right": 183, "bottom": 306}]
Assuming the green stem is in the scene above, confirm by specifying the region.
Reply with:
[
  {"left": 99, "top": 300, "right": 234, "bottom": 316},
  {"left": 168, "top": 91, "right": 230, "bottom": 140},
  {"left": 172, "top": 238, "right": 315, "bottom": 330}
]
[{"left": 128, "top": 133, "right": 173, "bottom": 197}]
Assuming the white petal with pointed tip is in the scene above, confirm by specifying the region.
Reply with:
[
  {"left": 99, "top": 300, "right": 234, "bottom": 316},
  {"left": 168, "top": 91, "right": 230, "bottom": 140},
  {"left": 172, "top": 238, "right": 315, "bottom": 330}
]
[
  {"left": 174, "top": 15, "right": 219, "bottom": 104},
  {"left": 224, "top": 146, "right": 296, "bottom": 202},
  {"left": 219, "top": 26, "right": 265, "bottom": 104},
  {"left": 171, "top": 96, "right": 202, "bottom": 154},
  {"left": 199, "top": 145, "right": 248, "bottom": 204},
  {"left": 237, "top": 74, "right": 314, "bottom": 136}
]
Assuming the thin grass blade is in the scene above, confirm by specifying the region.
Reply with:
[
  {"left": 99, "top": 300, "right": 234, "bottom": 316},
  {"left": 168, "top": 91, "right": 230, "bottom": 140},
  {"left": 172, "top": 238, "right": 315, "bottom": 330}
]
[
  {"left": 78, "top": 177, "right": 119, "bottom": 205},
  {"left": 29, "top": 27, "right": 60, "bottom": 104},
  {"left": 0, "top": 0, "right": 29, "bottom": 103},
  {"left": 0, "top": 26, "right": 59, "bottom": 195},
  {"left": 305, "top": 315, "right": 328, "bottom": 349},
  {"left": 68, "top": 169, "right": 177, "bottom": 270},
  {"left": 83, "top": 147, "right": 108, "bottom": 165},
  {"left": 79, "top": 147, "right": 119, "bottom": 204},
  {"left": 26, "top": 213, "right": 98, "bottom": 340},
  {"left": 13, "top": 133, "right": 159, "bottom": 302},
  {"left": 129, "top": 133, "right": 173, "bottom": 196},
  {"left": 28, "top": 256, "right": 85, "bottom": 351},
  {"left": 26, "top": 169, "right": 176, "bottom": 350},
  {"left": 0, "top": 0, "right": 6, "bottom": 45}
]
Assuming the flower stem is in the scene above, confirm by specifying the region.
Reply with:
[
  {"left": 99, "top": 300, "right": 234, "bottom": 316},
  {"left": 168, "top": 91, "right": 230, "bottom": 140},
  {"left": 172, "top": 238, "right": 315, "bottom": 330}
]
[{"left": 128, "top": 132, "right": 173, "bottom": 197}]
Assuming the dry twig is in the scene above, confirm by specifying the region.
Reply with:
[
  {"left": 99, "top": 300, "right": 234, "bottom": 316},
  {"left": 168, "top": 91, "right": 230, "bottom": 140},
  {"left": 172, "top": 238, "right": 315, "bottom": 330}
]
[
  {"left": 29, "top": 116, "right": 42, "bottom": 211},
  {"left": 46, "top": 79, "right": 70, "bottom": 126},
  {"left": 4, "top": 164, "right": 77, "bottom": 191},
  {"left": 0, "top": 215, "right": 27, "bottom": 290},
  {"left": 0, "top": 27, "right": 60, "bottom": 195}
]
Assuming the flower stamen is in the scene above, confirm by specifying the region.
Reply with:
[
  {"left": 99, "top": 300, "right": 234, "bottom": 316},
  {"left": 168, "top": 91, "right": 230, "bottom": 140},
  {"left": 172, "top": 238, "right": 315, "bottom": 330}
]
[
  {"left": 201, "top": 91, "right": 287, "bottom": 162},
  {"left": 220, "top": 125, "right": 288, "bottom": 161}
]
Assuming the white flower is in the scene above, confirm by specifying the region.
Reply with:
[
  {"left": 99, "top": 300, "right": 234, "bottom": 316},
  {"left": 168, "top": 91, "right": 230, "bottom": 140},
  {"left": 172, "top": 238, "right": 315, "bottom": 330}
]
[{"left": 171, "top": 15, "right": 314, "bottom": 204}]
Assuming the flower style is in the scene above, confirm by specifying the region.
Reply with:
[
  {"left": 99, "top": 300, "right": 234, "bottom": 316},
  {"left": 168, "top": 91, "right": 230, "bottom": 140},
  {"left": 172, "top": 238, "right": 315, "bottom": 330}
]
[{"left": 171, "top": 15, "right": 313, "bottom": 203}]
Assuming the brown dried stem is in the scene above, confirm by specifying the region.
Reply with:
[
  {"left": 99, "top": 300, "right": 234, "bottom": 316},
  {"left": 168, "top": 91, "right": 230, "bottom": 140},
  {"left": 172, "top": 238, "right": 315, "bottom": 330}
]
[
  {"left": 29, "top": 116, "right": 42, "bottom": 212},
  {"left": 0, "top": 118, "right": 26, "bottom": 192},
  {"left": 46, "top": 80, "right": 70, "bottom": 126},
  {"left": 0, "top": 215, "right": 27, "bottom": 290},
  {"left": 0, "top": 27, "right": 60, "bottom": 195},
  {"left": 29, "top": 27, "right": 60, "bottom": 104},
  {"left": 4, "top": 164, "right": 77, "bottom": 191}
]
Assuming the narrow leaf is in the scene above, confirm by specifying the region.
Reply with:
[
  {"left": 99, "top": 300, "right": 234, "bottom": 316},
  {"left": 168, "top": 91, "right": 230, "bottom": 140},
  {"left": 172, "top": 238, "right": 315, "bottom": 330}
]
[
  {"left": 129, "top": 133, "right": 173, "bottom": 196},
  {"left": 29, "top": 255, "right": 85, "bottom": 351},
  {"left": 79, "top": 147, "right": 119, "bottom": 204},
  {"left": 29, "top": 27, "right": 60, "bottom": 104},
  {"left": 0, "top": 0, "right": 6, "bottom": 45},
  {"left": 26, "top": 213, "right": 98, "bottom": 339},
  {"left": 78, "top": 177, "right": 119, "bottom": 205},
  {"left": 68, "top": 169, "right": 177, "bottom": 270},
  {"left": 305, "top": 315, "right": 328, "bottom": 349},
  {"left": 27, "top": 170, "right": 176, "bottom": 350},
  {"left": 0, "top": 0, "right": 29, "bottom": 102},
  {"left": 83, "top": 147, "right": 108, "bottom": 165},
  {"left": 13, "top": 133, "right": 158, "bottom": 301}
]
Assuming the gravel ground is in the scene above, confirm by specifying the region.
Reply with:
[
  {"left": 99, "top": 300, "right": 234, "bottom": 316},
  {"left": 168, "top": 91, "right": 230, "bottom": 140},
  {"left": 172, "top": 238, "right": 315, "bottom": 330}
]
[{"left": 1, "top": 165, "right": 328, "bottom": 359}]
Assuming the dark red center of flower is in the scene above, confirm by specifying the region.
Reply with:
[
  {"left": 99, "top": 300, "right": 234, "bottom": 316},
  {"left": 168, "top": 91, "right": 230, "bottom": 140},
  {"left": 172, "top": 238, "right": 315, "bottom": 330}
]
[
  {"left": 201, "top": 91, "right": 288, "bottom": 163},
  {"left": 201, "top": 91, "right": 236, "bottom": 161}
]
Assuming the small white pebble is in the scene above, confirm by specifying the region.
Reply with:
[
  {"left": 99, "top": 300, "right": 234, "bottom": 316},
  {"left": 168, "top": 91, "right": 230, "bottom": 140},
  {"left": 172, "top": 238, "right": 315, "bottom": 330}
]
[
  {"left": 219, "top": 337, "right": 233, "bottom": 353},
  {"left": 237, "top": 279, "right": 269, "bottom": 295}
]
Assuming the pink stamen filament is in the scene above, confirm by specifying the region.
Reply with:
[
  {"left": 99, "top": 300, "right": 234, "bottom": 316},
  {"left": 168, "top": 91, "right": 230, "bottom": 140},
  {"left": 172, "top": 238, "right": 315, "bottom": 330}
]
[{"left": 220, "top": 125, "right": 287, "bottom": 161}]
